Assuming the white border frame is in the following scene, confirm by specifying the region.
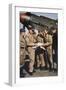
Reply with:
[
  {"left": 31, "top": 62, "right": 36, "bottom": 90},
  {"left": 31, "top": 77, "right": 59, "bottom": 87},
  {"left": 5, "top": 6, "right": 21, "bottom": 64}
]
[{"left": 9, "top": 4, "right": 64, "bottom": 86}]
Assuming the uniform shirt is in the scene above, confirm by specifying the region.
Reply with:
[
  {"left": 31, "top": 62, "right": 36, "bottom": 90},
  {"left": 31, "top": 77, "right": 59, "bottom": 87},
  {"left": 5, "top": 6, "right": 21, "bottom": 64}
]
[
  {"left": 25, "top": 33, "right": 36, "bottom": 46},
  {"left": 25, "top": 33, "right": 37, "bottom": 53},
  {"left": 20, "top": 35, "right": 26, "bottom": 48},
  {"left": 44, "top": 34, "right": 52, "bottom": 55},
  {"left": 36, "top": 35, "right": 45, "bottom": 54},
  {"left": 37, "top": 35, "right": 44, "bottom": 43}
]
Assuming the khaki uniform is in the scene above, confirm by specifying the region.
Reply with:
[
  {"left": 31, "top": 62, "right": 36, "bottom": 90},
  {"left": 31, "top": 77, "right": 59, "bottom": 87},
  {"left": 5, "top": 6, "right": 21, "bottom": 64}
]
[
  {"left": 25, "top": 33, "right": 36, "bottom": 72},
  {"left": 20, "top": 35, "right": 26, "bottom": 65},
  {"left": 36, "top": 35, "right": 45, "bottom": 67},
  {"left": 44, "top": 34, "right": 53, "bottom": 64}
]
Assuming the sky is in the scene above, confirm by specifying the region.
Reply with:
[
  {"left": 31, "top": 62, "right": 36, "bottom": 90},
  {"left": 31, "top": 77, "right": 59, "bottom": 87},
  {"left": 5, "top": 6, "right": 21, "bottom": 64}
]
[{"left": 32, "top": 12, "right": 58, "bottom": 20}]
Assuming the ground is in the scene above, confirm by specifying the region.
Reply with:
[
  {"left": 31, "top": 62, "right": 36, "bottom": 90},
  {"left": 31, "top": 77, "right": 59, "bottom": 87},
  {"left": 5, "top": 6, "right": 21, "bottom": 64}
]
[{"left": 20, "top": 69, "right": 58, "bottom": 78}]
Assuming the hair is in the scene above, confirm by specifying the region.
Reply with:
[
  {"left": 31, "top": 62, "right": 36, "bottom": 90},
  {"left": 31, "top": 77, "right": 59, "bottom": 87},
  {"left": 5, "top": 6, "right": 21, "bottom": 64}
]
[
  {"left": 25, "top": 12, "right": 31, "bottom": 16},
  {"left": 50, "top": 26, "right": 57, "bottom": 31}
]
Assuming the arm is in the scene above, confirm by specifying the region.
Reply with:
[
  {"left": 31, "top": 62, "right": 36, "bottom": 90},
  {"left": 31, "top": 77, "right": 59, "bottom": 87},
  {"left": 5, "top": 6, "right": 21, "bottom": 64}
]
[
  {"left": 43, "top": 35, "right": 52, "bottom": 47},
  {"left": 25, "top": 35, "right": 35, "bottom": 47}
]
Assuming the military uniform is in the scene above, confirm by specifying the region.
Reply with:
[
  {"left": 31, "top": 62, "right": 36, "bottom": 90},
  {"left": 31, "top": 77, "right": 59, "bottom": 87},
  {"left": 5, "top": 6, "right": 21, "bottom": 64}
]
[
  {"left": 20, "top": 33, "right": 26, "bottom": 65},
  {"left": 52, "top": 32, "right": 58, "bottom": 71},
  {"left": 44, "top": 34, "right": 53, "bottom": 68},
  {"left": 25, "top": 32, "right": 36, "bottom": 73},
  {"left": 35, "top": 35, "right": 45, "bottom": 68}
]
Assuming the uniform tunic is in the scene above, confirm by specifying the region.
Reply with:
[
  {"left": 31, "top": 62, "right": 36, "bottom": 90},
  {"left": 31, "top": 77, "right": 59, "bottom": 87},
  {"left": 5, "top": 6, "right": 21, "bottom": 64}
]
[
  {"left": 44, "top": 34, "right": 53, "bottom": 64},
  {"left": 35, "top": 35, "right": 45, "bottom": 67},
  {"left": 25, "top": 33, "right": 36, "bottom": 72},
  {"left": 20, "top": 35, "right": 26, "bottom": 65}
]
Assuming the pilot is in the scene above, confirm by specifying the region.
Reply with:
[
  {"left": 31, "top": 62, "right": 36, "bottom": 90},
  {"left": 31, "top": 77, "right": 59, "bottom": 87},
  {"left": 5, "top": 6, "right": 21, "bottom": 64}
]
[
  {"left": 35, "top": 30, "right": 46, "bottom": 70},
  {"left": 25, "top": 25, "right": 37, "bottom": 75}
]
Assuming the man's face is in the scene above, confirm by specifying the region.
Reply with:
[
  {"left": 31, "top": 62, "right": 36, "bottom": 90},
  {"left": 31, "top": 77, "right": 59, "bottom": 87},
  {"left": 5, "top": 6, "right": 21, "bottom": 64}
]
[
  {"left": 29, "top": 29, "right": 33, "bottom": 34},
  {"left": 39, "top": 31, "right": 43, "bottom": 36},
  {"left": 44, "top": 29, "right": 48, "bottom": 35},
  {"left": 21, "top": 32, "right": 25, "bottom": 36},
  {"left": 52, "top": 29, "right": 56, "bottom": 34}
]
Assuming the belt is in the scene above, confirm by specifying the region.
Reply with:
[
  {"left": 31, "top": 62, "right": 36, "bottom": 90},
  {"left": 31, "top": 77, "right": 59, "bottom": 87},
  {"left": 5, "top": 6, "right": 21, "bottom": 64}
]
[
  {"left": 20, "top": 47, "right": 25, "bottom": 49},
  {"left": 27, "top": 46, "right": 34, "bottom": 48}
]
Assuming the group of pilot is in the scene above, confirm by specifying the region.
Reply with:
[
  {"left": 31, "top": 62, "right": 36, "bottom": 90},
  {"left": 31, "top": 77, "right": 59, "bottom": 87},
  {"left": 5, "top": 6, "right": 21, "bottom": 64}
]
[{"left": 20, "top": 25, "right": 57, "bottom": 77}]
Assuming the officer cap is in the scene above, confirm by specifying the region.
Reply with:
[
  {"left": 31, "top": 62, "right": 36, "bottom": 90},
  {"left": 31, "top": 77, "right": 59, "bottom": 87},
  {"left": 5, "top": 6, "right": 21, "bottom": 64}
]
[
  {"left": 20, "top": 28, "right": 25, "bottom": 32},
  {"left": 28, "top": 25, "right": 33, "bottom": 29}
]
